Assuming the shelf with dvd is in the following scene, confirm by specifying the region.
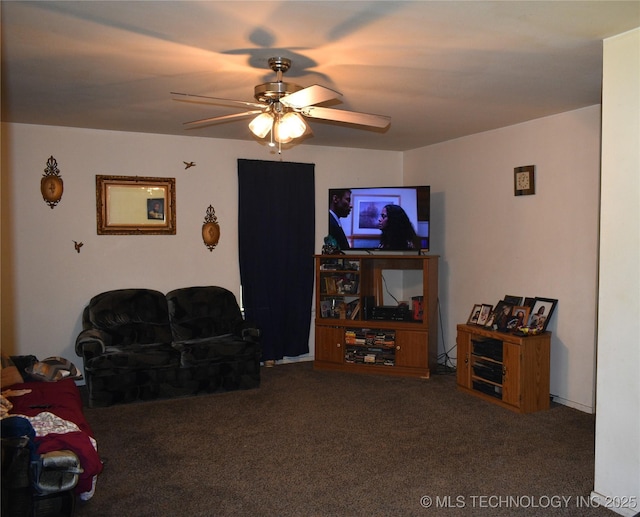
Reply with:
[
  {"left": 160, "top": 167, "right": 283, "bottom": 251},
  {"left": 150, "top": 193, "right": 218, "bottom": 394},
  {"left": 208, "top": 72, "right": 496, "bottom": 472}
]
[
  {"left": 318, "top": 257, "right": 361, "bottom": 320},
  {"left": 345, "top": 328, "right": 396, "bottom": 366}
]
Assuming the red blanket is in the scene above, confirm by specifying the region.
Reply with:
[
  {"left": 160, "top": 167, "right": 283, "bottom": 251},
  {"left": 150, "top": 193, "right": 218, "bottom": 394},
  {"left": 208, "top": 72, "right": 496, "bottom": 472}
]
[{"left": 6, "top": 378, "right": 103, "bottom": 496}]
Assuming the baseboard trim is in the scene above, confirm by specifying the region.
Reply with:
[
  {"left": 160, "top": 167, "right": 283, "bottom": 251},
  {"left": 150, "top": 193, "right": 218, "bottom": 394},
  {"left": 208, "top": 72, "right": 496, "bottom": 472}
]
[
  {"left": 552, "top": 395, "right": 595, "bottom": 414},
  {"left": 263, "top": 356, "right": 313, "bottom": 366}
]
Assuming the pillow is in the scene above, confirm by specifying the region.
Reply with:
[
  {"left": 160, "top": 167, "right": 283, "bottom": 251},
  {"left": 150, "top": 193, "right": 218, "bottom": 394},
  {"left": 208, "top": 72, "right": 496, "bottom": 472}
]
[
  {"left": 25, "top": 357, "right": 83, "bottom": 382},
  {"left": 1, "top": 354, "right": 25, "bottom": 388},
  {"left": 0, "top": 394, "right": 13, "bottom": 417}
]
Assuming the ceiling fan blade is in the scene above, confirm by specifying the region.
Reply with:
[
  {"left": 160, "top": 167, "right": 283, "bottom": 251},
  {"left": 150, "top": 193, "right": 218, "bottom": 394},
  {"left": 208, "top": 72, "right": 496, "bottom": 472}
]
[
  {"left": 183, "top": 110, "right": 263, "bottom": 129},
  {"left": 171, "top": 92, "right": 265, "bottom": 110},
  {"left": 300, "top": 106, "right": 391, "bottom": 128},
  {"left": 280, "top": 85, "right": 341, "bottom": 109}
]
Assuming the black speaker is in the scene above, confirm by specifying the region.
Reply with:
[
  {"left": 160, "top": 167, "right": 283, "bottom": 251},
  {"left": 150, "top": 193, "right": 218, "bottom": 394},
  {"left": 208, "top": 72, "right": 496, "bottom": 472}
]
[{"left": 362, "top": 296, "right": 375, "bottom": 320}]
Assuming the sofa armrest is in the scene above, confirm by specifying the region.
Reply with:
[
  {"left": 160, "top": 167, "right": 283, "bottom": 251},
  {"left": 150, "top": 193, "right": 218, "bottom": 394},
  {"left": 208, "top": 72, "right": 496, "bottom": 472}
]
[
  {"left": 241, "top": 327, "right": 261, "bottom": 342},
  {"left": 75, "top": 329, "right": 110, "bottom": 360}
]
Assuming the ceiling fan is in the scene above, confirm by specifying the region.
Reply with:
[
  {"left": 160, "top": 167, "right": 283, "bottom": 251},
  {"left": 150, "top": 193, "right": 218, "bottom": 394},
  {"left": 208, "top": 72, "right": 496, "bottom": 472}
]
[{"left": 171, "top": 57, "right": 390, "bottom": 149}]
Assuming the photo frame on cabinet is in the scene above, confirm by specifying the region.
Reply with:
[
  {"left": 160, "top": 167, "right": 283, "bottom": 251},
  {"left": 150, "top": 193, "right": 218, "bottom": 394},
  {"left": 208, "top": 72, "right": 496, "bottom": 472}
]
[
  {"left": 96, "top": 175, "right": 176, "bottom": 235},
  {"left": 507, "top": 306, "right": 531, "bottom": 330},
  {"left": 476, "top": 304, "right": 493, "bottom": 326},
  {"left": 527, "top": 298, "right": 558, "bottom": 331},
  {"left": 492, "top": 301, "right": 514, "bottom": 331},
  {"left": 504, "top": 295, "right": 523, "bottom": 305},
  {"left": 484, "top": 309, "right": 497, "bottom": 329},
  {"left": 467, "top": 304, "right": 482, "bottom": 324}
]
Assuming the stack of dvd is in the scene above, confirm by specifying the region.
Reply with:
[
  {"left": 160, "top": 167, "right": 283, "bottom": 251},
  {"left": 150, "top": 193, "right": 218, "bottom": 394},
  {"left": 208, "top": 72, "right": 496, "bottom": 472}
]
[{"left": 344, "top": 328, "right": 396, "bottom": 365}]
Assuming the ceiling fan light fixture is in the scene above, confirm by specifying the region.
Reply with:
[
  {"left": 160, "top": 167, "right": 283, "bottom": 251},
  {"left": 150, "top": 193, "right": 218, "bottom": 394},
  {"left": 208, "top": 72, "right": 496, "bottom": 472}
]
[
  {"left": 273, "top": 112, "right": 307, "bottom": 143},
  {"left": 281, "top": 112, "right": 307, "bottom": 139},
  {"left": 273, "top": 119, "right": 294, "bottom": 144},
  {"left": 248, "top": 112, "right": 273, "bottom": 138}
]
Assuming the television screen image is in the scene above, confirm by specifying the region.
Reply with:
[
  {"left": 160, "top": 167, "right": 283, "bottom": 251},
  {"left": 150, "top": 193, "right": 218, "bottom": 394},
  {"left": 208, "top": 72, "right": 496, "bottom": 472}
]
[{"left": 328, "top": 186, "right": 430, "bottom": 251}]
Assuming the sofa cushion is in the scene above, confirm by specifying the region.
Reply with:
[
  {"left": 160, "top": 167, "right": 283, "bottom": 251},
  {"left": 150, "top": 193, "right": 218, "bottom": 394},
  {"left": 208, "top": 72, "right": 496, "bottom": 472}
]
[
  {"left": 84, "top": 343, "right": 180, "bottom": 372},
  {"left": 166, "top": 286, "right": 244, "bottom": 341},
  {"left": 84, "top": 289, "right": 173, "bottom": 347},
  {"left": 173, "top": 335, "right": 260, "bottom": 367}
]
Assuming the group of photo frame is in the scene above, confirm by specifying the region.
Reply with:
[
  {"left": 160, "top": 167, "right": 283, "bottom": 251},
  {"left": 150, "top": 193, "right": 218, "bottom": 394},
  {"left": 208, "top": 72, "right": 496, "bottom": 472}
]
[{"left": 467, "top": 296, "right": 557, "bottom": 334}]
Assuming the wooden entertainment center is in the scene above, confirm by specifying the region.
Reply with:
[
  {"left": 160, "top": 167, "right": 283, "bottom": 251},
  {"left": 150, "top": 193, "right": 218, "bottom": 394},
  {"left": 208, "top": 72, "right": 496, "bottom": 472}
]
[{"left": 314, "top": 254, "right": 438, "bottom": 378}]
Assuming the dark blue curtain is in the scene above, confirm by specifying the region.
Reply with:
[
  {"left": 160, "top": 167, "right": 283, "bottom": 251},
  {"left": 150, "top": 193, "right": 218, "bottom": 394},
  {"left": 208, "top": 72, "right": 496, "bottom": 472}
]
[{"left": 238, "top": 159, "right": 315, "bottom": 361}]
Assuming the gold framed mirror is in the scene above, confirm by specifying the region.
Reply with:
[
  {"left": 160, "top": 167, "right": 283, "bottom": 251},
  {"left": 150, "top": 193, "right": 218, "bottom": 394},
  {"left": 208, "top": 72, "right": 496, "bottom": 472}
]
[{"left": 96, "top": 175, "right": 176, "bottom": 235}]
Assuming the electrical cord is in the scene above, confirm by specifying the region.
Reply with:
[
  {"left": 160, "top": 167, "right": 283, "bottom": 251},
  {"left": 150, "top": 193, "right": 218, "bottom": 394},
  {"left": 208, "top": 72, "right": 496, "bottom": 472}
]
[
  {"left": 381, "top": 274, "right": 455, "bottom": 374},
  {"left": 381, "top": 274, "right": 400, "bottom": 305},
  {"left": 436, "top": 296, "right": 457, "bottom": 374}
]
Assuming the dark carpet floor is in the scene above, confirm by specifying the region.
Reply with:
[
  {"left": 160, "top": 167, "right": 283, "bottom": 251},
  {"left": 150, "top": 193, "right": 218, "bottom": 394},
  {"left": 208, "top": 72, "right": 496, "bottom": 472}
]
[{"left": 76, "top": 361, "right": 611, "bottom": 517}]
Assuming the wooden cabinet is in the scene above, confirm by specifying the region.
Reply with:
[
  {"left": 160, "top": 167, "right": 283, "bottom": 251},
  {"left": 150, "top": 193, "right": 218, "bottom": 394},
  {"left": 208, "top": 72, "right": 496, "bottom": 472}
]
[
  {"left": 314, "top": 254, "right": 438, "bottom": 379},
  {"left": 456, "top": 324, "right": 550, "bottom": 413},
  {"left": 314, "top": 326, "right": 344, "bottom": 365},
  {"left": 394, "top": 330, "right": 429, "bottom": 369}
]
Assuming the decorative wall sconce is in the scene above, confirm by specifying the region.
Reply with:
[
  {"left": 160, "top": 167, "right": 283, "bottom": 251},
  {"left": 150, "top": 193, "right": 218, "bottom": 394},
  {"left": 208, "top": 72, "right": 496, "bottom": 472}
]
[
  {"left": 202, "top": 205, "right": 220, "bottom": 251},
  {"left": 41, "top": 156, "right": 64, "bottom": 208}
]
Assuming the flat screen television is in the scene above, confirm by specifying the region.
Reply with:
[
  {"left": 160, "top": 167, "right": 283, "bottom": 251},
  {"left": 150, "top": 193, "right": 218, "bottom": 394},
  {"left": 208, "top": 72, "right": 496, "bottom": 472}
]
[{"left": 328, "top": 186, "right": 430, "bottom": 251}]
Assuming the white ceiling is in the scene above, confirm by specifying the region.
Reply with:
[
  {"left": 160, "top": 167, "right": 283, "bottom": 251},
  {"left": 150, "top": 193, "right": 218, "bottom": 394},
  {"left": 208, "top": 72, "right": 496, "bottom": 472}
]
[{"left": 2, "top": 1, "right": 639, "bottom": 152}]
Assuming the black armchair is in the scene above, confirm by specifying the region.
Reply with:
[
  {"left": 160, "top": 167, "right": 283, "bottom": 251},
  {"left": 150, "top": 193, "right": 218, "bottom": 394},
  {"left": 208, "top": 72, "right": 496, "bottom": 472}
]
[{"left": 166, "top": 286, "right": 261, "bottom": 388}]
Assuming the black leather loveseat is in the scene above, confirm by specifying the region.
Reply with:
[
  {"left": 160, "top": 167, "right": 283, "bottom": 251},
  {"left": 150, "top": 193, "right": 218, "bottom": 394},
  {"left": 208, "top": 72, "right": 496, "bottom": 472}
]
[{"left": 75, "top": 286, "right": 261, "bottom": 407}]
